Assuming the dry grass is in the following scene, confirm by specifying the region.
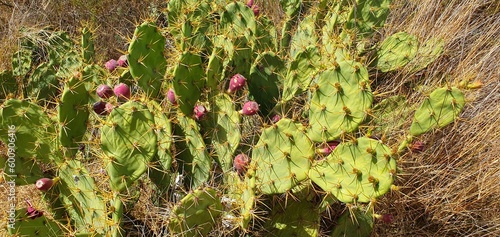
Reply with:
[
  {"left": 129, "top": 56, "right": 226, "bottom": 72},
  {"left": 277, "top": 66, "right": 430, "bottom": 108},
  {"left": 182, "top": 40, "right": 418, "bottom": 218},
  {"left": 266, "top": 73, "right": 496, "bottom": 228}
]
[{"left": 0, "top": 0, "right": 499, "bottom": 236}]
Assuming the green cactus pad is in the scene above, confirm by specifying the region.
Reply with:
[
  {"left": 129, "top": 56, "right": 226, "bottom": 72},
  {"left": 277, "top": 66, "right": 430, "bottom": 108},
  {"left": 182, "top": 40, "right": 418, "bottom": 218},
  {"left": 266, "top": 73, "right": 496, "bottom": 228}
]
[
  {"left": 330, "top": 207, "right": 373, "bottom": 237},
  {"left": 248, "top": 52, "right": 285, "bottom": 116},
  {"left": 0, "top": 156, "right": 44, "bottom": 185},
  {"left": 8, "top": 208, "right": 65, "bottom": 236},
  {"left": 57, "top": 159, "right": 108, "bottom": 234},
  {"left": 147, "top": 100, "right": 173, "bottom": 172},
  {"left": 167, "top": 0, "right": 212, "bottom": 51},
  {"left": 308, "top": 60, "right": 373, "bottom": 142},
  {"left": 0, "top": 70, "right": 18, "bottom": 99},
  {"left": 410, "top": 87, "right": 465, "bottom": 136},
  {"left": 255, "top": 16, "right": 278, "bottom": 52},
  {"left": 290, "top": 14, "right": 318, "bottom": 59},
  {"left": 172, "top": 51, "right": 205, "bottom": 116},
  {"left": 101, "top": 101, "right": 157, "bottom": 192},
  {"left": 375, "top": 32, "right": 419, "bottom": 72},
  {"left": 346, "top": 0, "right": 392, "bottom": 36},
  {"left": 207, "top": 93, "right": 241, "bottom": 172},
  {"left": 82, "top": 64, "right": 107, "bottom": 101},
  {"left": 282, "top": 46, "right": 320, "bottom": 101},
  {"left": 47, "top": 31, "right": 74, "bottom": 66},
  {"left": 168, "top": 187, "right": 223, "bottom": 237},
  {"left": 371, "top": 95, "right": 412, "bottom": 135},
  {"left": 309, "top": 137, "right": 396, "bottom": 203},
  {"left": 55, "top": 51, "right": 82, "bottom": 79},
  {"left": 81, "top": 27, "right": 95, "bottom": 64},
  {"left": 58, "top": 74, "right": 89, "bottom": 156},
  {"left": 26, "top": 63, "right": 59, "bottom": 101},
  {"left": 220, "top": 2, "right": 257, "bottom": 41},
  {"left": 0, "top": 99, "right": 58, "bottom": 163},
  {"left": 128, "top": 22, "right": 166, "bottom": 98},
  {"left": 266, "top": 199, "right": 320, "bottom": 237},
  {"left": 225, "top": 171, "right": 255, "bottom": 229},
  {"left": 279, "top": 0, "right": 302, "bottom": 52},
  {"left": 251, "top": 118, "right": 314, "bottom": 194},
  {"left": 174, "top": 114, "right": 212, "bottom": 189},
  {"left": 12, "top": 38, "right": 34, "bottom": 77},
  {"left": 408, "top": 37, "right": 445, "bottom": 73},
  {"left": 206, "top": 46, "right": 225, "bottom": 91}
]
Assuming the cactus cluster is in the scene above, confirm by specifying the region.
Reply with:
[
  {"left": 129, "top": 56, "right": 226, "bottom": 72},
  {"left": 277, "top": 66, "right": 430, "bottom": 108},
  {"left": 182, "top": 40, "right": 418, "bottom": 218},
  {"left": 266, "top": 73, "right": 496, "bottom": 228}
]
[{"left": 0, "top": 0, "right": 471, "bottom": 236}]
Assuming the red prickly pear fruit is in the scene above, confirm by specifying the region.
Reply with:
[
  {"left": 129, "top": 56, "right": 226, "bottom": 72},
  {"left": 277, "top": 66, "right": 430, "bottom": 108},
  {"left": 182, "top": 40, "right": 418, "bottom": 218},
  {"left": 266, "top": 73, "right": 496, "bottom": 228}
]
[
  {"left": 93, "top": 101, "right": 107, "bottom": 115},
  {"left": 105, "top": 103, "right": 115, "bottom": 114},
  {"left": 228, "top": 74, "right": 247, "bottom": 93},
  {"left": 239, "top": 101, "right": 259, "bottom": 116},
  {"left": 35, "top": 178, "right": 54, "bottom": 191},
  {"left": 114, "top": 83, "right": 131, "bottom": 101},
  {"left": 167, "top": 88, "right": 177, "bottom": 105},
  {"left": 246, "top": 0, "right": 254, "bottom": 7},
  {"left": 194, "top": 105, "right": 207, "bottom": 120},
  {"left": 234, "top": 153, "right": 250, "bottom": 174},
  {"left": 117, "top": 55, "right": 128, "bottom": 67},
  {"left": 105, "top": 59, "right": 118, "bottom": 71},
  {"left": 377, "top": 214, "right": 394, "bottom": 224},
  {"left": 410, "top": 141, "right": 425, "bottom": 153},
  {"left": 271, "top": 114, "right": 281, "bottom": 123},
  {"left": 252, "top": 5, "right": 260, "bottom": 16},
  {"left": 25, "top": 200, "right": 43, "bottom": 219},
  {"left": 96, "top": 84, "right": 113, "bottom": 98},
  {"left": 317, "top": 141, "right": 340, "bottom": 156}
]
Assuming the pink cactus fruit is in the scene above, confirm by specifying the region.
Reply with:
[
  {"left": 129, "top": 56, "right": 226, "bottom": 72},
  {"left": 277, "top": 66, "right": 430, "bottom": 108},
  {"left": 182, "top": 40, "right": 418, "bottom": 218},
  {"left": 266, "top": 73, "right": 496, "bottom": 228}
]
[
  {"left": 410, "top": 141, "right": 425, "bottom": 153},
  {"left": 167, "top": 88, "right": 177, "bottom": 105},
  {"left": 25, "top": 200, "right": 43, "bottom": 219},
  {"left": 228, "top": 74, "right": 247, "bottom": 93},
  {"left": 271, "top": 114, "right": 281, "bottom": 123},
  {"left": 35, "top": 178, "right": 54, "bottom": 191},
  {"left": 105, "top": 103, "right": 115, "bottom": 114},
  {"left": 194, "top": 105, "right": 208, "bottom": 120},
  {"left": 376, "top": 214, "right": 394, "bottom": 224},
  {"left": 105, "top": 59, "right": 118, "bottom": 71},
  {"left": 117, "top": 55, "right": 128, "bottom": 67},
  {"left": 251, "top": 5, "right": 260, "bottom": 16},
  {"left": 96, "top": 84, "right": 113, "bottom": 99},
  {"left": 239, "top": 101, "right": 259, "bottom": 116},
  {"left": 113, "top": 83, "right": 131, "bottom": 101},
  {"left": 93, "top": 101, "right": 107, "bottom": 115},
  {"left": 234, "top": 153, "right": 250, "bottom": 174},
  {"left": 246, "top": 0, "right": 254, "bottom": 7},
  {"left": 317, "top": 141, "right": 340, "bottom": 156}
]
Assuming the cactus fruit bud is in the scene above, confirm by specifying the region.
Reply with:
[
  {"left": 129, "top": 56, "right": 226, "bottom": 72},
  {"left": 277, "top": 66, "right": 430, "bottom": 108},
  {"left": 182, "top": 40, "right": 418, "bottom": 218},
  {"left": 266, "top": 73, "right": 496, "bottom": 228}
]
[
  {"left": 114, "top": 83, "right": 131, "bottom": 101},
  {"left": 93, "top": 101, "right": 107, "bottom": 115},
  {"left": 375, "top": 214, "right": 394, "bottom": 224},
  {"left": 410, "top": 141, "right": 425, "bottom": 153},
  {"left": 105, "top": 103, "right": 115, "bottom": 114},
  {"left": 246, "top": 0, "right": 254, "bottom": 7},
  {"left": 252, "top": 5, "right": 260, "bottom": 16},
  {"left": 234, "top": 153, "right": 250, "bottom": 174},
  {"left": 96, "top": 84, "right": 113, "bottom": 98},
  {"left": 239, "top": 101, "right": 259, "bottom": 116},
  {"left": 271, "top": 114, "right": 281, "bottom": 123},
  {"left": 35, "top": 178, "right": 54, "bottom": 191},
  {"left": 167, "top": 88, "right": 177, "bottom": 105},
  {"left": 228, "top": 74, "right": 247, "bottom": 93},
  {"left": 117, "top": 55, "right": 128, "bottom": 67},
  {"left": 194, "top": 105, "right": 208, "bottom": 120},
  {"left": 317, "top": 141, "right": 340, "bottom": 156},
  {"left": 25, "top": 200, "right": 43, "bottom": 219},
  {"left": 105, "top": 59, "right": 118, "bottom": 71}
]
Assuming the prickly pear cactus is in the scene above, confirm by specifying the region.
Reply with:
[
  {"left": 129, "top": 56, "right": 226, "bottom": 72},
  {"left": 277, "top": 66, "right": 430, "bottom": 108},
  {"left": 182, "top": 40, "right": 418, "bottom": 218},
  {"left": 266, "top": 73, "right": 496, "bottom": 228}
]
[
  {"left": 168, "top": 187, "right": 223, "bottom": 237},
  {"left": 266, "top": 198, "right": 321, "bottom": 236},
  {"left": 309, "top": 137, "right": 396, "bottom": 203},
  {"left": 8, "top": 208, "right": 65, "bottom": 236},
  {"left": 330, "top": 206, "right": 374, "bottom": 237},
  {"left": 100, "top": 101, "right": 157, "bottom": 192},
  {"left": 172, "top": 52, "right": 205, "bottom": 116},
  {"left": 251, "top": 118, "right": 314, "bottom": 194},
  {"left": 410, "top": 86, "right": 465, "bottom": 136},
  {"left": 375, "top": 32, "right": 419, "bottom": 72}
]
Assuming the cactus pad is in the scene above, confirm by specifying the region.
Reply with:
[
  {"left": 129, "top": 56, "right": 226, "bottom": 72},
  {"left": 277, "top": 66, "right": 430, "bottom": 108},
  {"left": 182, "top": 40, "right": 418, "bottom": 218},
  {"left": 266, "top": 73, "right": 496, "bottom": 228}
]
[
  {"left": 266, "top": 198, "right": 320, "bottom": 237},
  {"left": 410, "top": 87, "right": 465, "bottom": 136},
  {"left": 251, "top": 118, "right": 314, "bottom": 194},
  {"left": 309, "top": 137, "right": 396, "bottom": 203},
  {"left": 282, "top": 46, "right": 320, "bottom": 101},
  {"left": 100, "top": 101, "right": 157, "bottom": 192},
  {"left": 168, "top": 187, "right": 223, "bottom": 237},
  {"left": 375, "top": 32, "right": 419, "bottom": 72},
  {"left": 330, "top": 207, "right": 374, "bottom": 237},
  {"left": 128, "top": 22, "right": 166, "bottom": 98},
  {"left": 308, "top": 60, "right": 373, "bottom": 142},
  {"left": 8, "top": 208, "right": 65, "bottom": 236},
  {"left": 172, "top": 52, "right": 205, "bottom": 116}
]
